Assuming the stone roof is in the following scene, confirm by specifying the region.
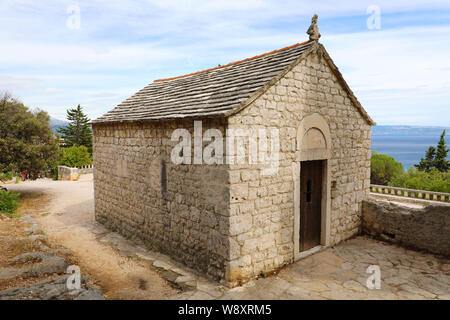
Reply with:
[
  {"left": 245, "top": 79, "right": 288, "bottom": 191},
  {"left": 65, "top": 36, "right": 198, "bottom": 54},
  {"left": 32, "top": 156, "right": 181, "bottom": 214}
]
[{"left": 93, "top": 41, "right": 375, "bottom": 125}]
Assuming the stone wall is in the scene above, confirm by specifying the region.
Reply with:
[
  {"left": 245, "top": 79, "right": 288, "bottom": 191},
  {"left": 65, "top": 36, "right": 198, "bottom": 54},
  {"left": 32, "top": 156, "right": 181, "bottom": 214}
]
[
  {"left": 58, "top": 165, "right": 93, "bottom": 181},
  {"left": 92, "top": 119, "right": 231, "bottom": 282},
  {"left": 93, "top": 49, "right": 372, "bottom": 286},
  {"left": 77, "top": 165, "right": 94, "bottom": 175},
  {"left": 226, "top": 51, "right": 372, "bottom": 284},
  {"left": 58, "top": 166, "right": 80, "bottom": 181},
  {"left": 362, "top": 199, "right": 450, "bottom": 256}
]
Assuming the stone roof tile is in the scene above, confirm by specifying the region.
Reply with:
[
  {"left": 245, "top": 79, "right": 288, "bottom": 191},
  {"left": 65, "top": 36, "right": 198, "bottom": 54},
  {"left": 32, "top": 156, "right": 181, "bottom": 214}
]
[
  {"left": 93, "top": 41, "right": 313, "bottom": 123},
  {"left": 93, "top": 40, "right": 375, "bottom": 126}
]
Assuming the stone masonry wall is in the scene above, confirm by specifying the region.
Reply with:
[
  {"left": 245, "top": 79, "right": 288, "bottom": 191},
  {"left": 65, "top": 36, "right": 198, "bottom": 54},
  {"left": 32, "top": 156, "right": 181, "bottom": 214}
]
[
  {"left": 93, "top": 49, "right": 372, "bottom": 286},
  {"left": 92, "top": 118, "right": 231, "bottom": 281},
  {"left": 226, "top": 51, "right": 372, "bottom": 284},
  {"left": 362, "top": 199, "right": 450, "bottom": 256}
]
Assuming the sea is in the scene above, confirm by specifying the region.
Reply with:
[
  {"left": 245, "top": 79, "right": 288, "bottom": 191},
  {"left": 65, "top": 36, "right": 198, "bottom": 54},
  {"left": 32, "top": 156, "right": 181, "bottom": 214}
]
[{"left": 371, "top": 126, "right": 450, "bottom": 170}]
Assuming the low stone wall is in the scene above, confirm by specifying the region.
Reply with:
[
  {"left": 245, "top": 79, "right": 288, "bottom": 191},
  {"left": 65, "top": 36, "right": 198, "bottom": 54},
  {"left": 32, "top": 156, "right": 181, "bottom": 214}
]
[
  {"left": 370, "top": 184, "right": 450, "bottom": 203},
  {"left": 77, "top": 165, "right": 94, "bottom": 175},
  {"left": 370, "top": 193, "right": 446, "bottom": 207},
  {"left": 58, "top": 165, "right": 93, "bottom": 181},
  {"left": 362, "top": 199, "right": 450, "bottom": 256},
  {"left": 57, "top": 166, "right": 80, "bottom": 181}
]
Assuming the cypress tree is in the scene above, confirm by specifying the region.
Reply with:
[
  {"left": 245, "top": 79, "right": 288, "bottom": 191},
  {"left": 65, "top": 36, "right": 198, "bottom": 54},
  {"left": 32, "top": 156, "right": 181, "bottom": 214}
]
[
  {"left": 415, "top": 146, "right": 436, "bottom": 172},
  {"left": 434, "top": 130, "right": 449, "bottom": 172}
]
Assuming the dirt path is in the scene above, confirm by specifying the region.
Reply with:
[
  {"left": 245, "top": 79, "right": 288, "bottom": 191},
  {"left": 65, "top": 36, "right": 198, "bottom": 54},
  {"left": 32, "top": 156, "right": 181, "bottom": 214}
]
[{"left": 6, "top": 175, "right": 177, "bottom": 299}]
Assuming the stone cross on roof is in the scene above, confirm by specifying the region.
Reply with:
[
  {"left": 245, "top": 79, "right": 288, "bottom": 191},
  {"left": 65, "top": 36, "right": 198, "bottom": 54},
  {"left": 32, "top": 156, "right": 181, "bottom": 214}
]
[{"left": 307, "top": 14, "right": 321, "bottom": 41}]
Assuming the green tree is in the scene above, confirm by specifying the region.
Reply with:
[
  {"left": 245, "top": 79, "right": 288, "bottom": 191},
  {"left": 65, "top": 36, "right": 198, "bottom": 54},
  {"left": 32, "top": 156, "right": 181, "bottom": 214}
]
[
  {"left": 434, "top": 130, "right": 449, "bottom": 172},
  {"left": 59, "top": 145, "right": 92, "bottom": 168},
  {"left": 390, "top": 168, "right": 450, "bottom": 193},
  {"left": 415, "top": 146, "right": 436, "bottom": 172},
  {"left": 415, "top": 130, "right": 449, "bottom": 173},
  {"left": 57, "top": 105, "right": 92, "bottom": 153},
  {"left": 0, "top": 93, "right": 61, "bottom": 176},
  {"left": 371, "top": 151, "right": 404, "bottom": 185},
  {"left": 0, "top": 172, "right": 13, "bottom": 183}
]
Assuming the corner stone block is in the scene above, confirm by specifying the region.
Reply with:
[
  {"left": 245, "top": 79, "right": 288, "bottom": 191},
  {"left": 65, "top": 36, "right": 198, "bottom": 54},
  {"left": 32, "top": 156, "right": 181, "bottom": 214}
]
[{"left": 229, "top": 214, "right": 253, "bottom": 236}]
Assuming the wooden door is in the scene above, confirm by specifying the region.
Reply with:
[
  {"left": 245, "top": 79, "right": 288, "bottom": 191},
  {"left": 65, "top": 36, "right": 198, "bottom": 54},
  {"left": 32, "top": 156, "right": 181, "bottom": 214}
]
[{"left": 300, "top": 160, "right": 323, "bottom": 252}]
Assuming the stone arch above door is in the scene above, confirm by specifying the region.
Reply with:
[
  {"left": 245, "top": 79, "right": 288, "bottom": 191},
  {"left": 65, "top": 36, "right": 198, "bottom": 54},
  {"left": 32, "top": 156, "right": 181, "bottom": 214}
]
[{"left": 296, "top": 113, "right": 331, "bottom": 161}]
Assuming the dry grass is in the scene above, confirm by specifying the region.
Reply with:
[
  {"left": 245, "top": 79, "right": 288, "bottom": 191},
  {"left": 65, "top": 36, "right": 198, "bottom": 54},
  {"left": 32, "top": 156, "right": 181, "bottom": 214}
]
[
  {"left": 0, "top": 192, "right": 78, "bottom": 292},
  {"left": 16, "top": 191, "right": 52, "bottom": 216}
]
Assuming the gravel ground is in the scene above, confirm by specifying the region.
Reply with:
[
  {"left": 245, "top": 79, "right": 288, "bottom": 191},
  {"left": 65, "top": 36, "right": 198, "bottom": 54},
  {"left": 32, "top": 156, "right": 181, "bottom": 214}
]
[{"left": 5, "top": 175, "right": 177, "bottom": 300}]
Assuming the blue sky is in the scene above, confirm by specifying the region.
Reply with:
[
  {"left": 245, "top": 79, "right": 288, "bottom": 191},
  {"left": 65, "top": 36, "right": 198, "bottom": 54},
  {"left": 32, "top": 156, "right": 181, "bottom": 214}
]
[{"left": 1, "top": 0, "right": 450, "bottom": 126}]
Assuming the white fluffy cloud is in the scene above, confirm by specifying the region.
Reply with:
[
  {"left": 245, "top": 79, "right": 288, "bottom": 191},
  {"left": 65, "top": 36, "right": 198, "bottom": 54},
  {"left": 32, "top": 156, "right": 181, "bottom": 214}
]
[
  {"left": 323, "top": 25, "right": 450, "bottom": 125},
  {"left": 0, "top": 0, "right": 449, "bottom": 125}
]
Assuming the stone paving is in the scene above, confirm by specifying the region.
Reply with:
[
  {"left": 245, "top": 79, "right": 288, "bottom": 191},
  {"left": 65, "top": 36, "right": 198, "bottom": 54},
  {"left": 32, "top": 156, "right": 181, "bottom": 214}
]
[
  {"left": 172, "top": 236, "right": 450, "bottom": 300},
  {"left": 4, "top": 212, "right": 448, "bottom": 300},
  {"left": 60, "top": 222, "right": 450, "bottom": 300}
]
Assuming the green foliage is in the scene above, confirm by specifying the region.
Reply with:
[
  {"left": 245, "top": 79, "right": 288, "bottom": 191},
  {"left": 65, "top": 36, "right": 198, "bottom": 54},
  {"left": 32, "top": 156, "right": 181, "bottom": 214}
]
[
  {"left": 415, "top": 130, "right": 449, "bottom": 172},
  {"left": 0, "top": 94, "right": 61, "bottom": 176},
  {"left": 434, "top": 130, "right": 449, "bottom": 172},
  {"left": 0, "top": 171, "right": 13, "bottom": 182},
  {"left": 0, "top": 190, "right": 20, "bottom": 215},
  {"left": 371, "top": 151, "right": 404, "bottom": 185},
  {"left": 415, "top": 146, "right": 436, "bottom": 172},
  {"left": 50, "top": 165, "right": 59, "bottom": 181},
  {"left": 59, "top": 145, "right": 92, "bottom": 168},
  {"left": 57, "top": 105, "right": 92, "bottom": 154},
  {"left": 390, "top": 168, "right": 450, "bottom": 193}
]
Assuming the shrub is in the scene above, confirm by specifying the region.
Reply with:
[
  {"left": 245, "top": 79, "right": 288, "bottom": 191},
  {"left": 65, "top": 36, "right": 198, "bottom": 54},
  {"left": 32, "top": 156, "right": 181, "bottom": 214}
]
[
  {"left": 390, "top": 168, "right": 450, "bottom": 193},
  {"left": 0, "top": 190, "right": 20, "bottom": 215},
  {"left": 0, "top": 172, "right": 13, "bottom": 182},
  {"left": 59, "top": 145, "right": 92, "bottom": 168},
  {"left": 50, "top": 165, "right": 59, "bottom": 180},
  {"left": 371, "top": 151, "right": 404, "bottom": 185}
]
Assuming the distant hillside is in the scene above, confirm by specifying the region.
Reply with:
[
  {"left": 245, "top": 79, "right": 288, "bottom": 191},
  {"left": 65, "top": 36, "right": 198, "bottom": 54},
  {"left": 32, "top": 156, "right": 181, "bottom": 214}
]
[{"left": 50, "top": 117, "right": 67, "bottom": 133}]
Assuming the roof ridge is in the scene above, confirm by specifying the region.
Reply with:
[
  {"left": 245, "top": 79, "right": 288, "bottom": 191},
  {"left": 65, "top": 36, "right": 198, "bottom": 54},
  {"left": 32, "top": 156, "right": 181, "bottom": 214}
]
[{"left": 154, "top": 40, "right": 311, "bottom": 83}]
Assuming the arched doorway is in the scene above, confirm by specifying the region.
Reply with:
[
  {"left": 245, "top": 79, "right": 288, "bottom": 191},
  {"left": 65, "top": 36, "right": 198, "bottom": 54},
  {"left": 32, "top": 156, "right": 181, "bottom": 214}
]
[{"left": 293, "top": 113, "right": 332, "bottom": 259}]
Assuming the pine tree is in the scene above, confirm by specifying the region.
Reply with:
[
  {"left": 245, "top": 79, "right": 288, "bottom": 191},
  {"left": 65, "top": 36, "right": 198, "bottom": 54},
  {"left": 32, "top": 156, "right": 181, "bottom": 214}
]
[
  {"left": 57, "top": 105, "right": 92, "bottom": 153},
  {"left": 415, "top": 146, "right": 436, "bottom": 172},
  {"left": 434, "top": 130, "right": 449, "bottom": 172}
]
